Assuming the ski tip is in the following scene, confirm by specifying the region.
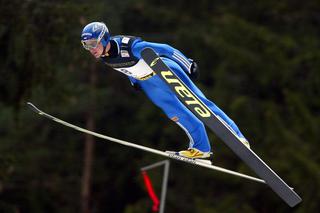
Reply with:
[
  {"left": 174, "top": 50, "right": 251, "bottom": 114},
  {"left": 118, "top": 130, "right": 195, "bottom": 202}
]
[
  {"left": 141, "top": 47, "right": 154, "bottom": 53},
  {"left": 26, "top": 102, "right": 35, "bottom": 108},
  {"left": 26, "top": 102, "right": 41, "bottom": 114}
]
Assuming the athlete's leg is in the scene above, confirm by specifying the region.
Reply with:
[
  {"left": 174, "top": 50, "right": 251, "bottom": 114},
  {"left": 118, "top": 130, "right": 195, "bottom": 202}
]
[
  {"left": 138, "top": 74, "right": 211, "bottom": 152},
  {"left": 162, "top": 58, "right": 246, "bottom": 140}
]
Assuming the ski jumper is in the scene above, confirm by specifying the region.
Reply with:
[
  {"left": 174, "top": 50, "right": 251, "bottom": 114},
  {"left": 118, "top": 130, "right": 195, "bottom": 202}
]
[{"left": 101, "top": 35, "right": 246, "bottom": 152}]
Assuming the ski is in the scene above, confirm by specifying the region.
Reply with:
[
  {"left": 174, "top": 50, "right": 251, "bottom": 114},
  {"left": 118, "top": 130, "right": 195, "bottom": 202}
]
[
  {"left": 141, "top": 47, "right": 302, "bottom": 207},
  {"left": 27, "top": 102, "right": 265, "bottom": 184}
]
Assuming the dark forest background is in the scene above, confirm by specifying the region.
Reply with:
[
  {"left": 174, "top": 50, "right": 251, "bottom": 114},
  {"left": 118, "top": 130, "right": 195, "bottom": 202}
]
[{"left": 0, "top": 0, "right": 319, "bottom": 212}]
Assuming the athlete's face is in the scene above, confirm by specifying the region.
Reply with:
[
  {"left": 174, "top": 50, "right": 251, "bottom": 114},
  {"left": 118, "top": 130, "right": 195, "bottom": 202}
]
[
  {"left": 89, "top": 42, "right": 104, "bottom": 58},
  {"left": 89, "top": 42, "right": 111, "bottom": 58}
]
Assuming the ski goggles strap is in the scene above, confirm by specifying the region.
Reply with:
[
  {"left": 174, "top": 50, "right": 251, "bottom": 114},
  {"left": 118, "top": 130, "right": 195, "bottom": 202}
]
[{"left": 81, "top": 39, "right": 99, "bottom": 50}]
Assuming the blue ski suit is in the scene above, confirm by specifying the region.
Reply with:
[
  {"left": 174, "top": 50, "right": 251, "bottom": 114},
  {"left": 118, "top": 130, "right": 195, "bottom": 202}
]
[{"left": 101, "top": 35, "right": 246, "bottom": 152}]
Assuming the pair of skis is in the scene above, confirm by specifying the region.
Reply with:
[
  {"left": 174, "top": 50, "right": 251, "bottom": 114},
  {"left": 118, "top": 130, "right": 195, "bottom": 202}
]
[{"left": 28, "top": 48, "right": 302, "bottom": 207}]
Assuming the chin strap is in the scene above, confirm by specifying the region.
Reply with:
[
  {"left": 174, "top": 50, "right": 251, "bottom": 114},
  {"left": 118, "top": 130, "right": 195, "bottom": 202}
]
[{"left": 101, "top": 45, "right": 108, "bottom": 57}]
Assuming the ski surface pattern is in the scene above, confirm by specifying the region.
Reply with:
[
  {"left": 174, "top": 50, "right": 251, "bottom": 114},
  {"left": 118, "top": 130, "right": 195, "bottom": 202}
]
[{"left": 141, "top": 47, "right": 302, "bottom": 207}]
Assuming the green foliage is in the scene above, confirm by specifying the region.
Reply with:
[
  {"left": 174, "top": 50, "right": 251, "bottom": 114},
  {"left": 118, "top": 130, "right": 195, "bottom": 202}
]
[{"left": 0, "top": 0, "right": 319, "bottom": 212}]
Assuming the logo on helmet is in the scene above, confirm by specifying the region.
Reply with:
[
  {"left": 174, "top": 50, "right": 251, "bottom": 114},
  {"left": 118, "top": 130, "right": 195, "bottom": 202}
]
[
  {"left": 81, "top": 33, "right": 92, "bottom": 39},
  {"left": 92, "top": 24, "right": 99, "bottom": 32}
]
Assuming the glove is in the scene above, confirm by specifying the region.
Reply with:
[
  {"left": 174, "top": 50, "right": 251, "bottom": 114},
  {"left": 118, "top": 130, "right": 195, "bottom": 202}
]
[{"left": 188, "top": 59, "right": 200, "bottom": 80}]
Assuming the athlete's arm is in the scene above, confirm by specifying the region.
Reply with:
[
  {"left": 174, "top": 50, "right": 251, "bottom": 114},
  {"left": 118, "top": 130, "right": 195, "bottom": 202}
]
[{"left": 132, "top": 41, "right": 193, "bottom": 75}]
